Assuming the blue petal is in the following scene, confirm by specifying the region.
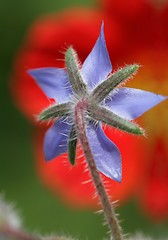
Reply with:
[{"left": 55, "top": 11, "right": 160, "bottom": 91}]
[
  {"left": 105, "top": 87, "right": 167, "bottom": 120},
  {"left": 81, "top": 22, "right": 112, "bottom": 89},
  {"left": 28, "top": 68, "right": 72, "bottom": 103},
  {"left": 44, "top": 118, "right": 72, "bottom": 161},
  {"left": 86, "top": 123, "right": 122, "bottom": 182}
]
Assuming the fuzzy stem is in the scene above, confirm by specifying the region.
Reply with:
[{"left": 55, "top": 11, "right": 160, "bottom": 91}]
[
  {"left": 0, "top": 225, "right": 40, "bottom": 240},
  {"left": 74, "top": 100, "right": 123, "bottom": 240}
]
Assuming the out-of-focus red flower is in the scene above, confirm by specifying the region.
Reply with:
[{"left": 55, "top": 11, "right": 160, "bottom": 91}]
[
  {"left": 97, "top": 0, "right": 168, "bottom": 220},
  {"left": 10, "top": 8, "right": 148, "bottom": 207},
  {"left": 139, "top": 137, "right": 168, "bottom": 220}
]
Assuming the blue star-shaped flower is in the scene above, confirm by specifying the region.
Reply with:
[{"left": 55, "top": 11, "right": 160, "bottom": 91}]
[{"left": 28, "top": 23, "right": 167, "bottom": 182}]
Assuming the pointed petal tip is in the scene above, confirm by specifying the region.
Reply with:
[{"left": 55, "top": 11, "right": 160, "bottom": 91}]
[
  {"left": 150, "top": 92, "right": 168, "bottom": 108},
  {"left": 100, "top": 21, "right": 104, "bottom": 32},
  {"left": 100, "top": 21, "right": 106, "bottom": 44},
  {"left": 27, "top": 68, "right": 44, "bottom": 79},
  {"left": 99, "top": 166, "right": 122, "bottom": 182},
  {"left": 104, "top": 168, "right": 122, "bottom": 182},
  {"left": 27, "top": 68, "right": 71, "bottom": 102},
  {"left": 111, "top": 170, "right": 122, "bottom": 183},
  {"left": 44, "top": 152, "right": 53, "bottom": 162},
  {"left": 105, "top": 88, "right": 167, "bottom": 121},
  {"left": 27, "top": 69, "right": 36, "bottom": 78},
  {"left": 81, "top": 22, "right": 112, "bottom": 88},
  {"left": 44, "top": 143, "right": 61, "bottom": 162},
  {"left": 159, "top": 94, "right": 168, "bottom": 101},
  {"left": 115, "top": 174, "right": 122, "bottom": 183}
]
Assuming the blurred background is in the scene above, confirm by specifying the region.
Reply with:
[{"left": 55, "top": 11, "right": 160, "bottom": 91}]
[{"left": 0, "top": 0, "right": 168, "bottom": 239}]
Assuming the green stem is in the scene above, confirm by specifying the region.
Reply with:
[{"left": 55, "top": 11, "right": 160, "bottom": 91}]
[{"left": 74, "top": 99, "right": 123, "bottom": 240}]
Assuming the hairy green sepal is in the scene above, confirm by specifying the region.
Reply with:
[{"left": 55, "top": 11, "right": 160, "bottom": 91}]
[
  {"left": 65, "top": 47, "right": 87, "bottom": 96},
  {"left": 91, "top": 64, "right": 139, "bottom": 103},
  {"left": 68, "top": 126, "right": 77, "bottom": 165},
  {"left": 88, "top": 104, "right": 144, "bottom": 135},
  {"left": 39, "top": 102, "right": 71, "bottom": 121}
]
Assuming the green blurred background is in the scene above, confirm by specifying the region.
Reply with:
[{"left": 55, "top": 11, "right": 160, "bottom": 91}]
[{"left": 0, "top": 0, "right": 168, "bottom": 239}]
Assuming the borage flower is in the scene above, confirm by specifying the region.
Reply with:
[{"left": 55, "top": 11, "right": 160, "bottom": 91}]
[
  {"left": 11, "top": 9, "right": 145, "bottom": 208},
  {"left": 28, "top": 23, "right": 167, "bottom": 182}
]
